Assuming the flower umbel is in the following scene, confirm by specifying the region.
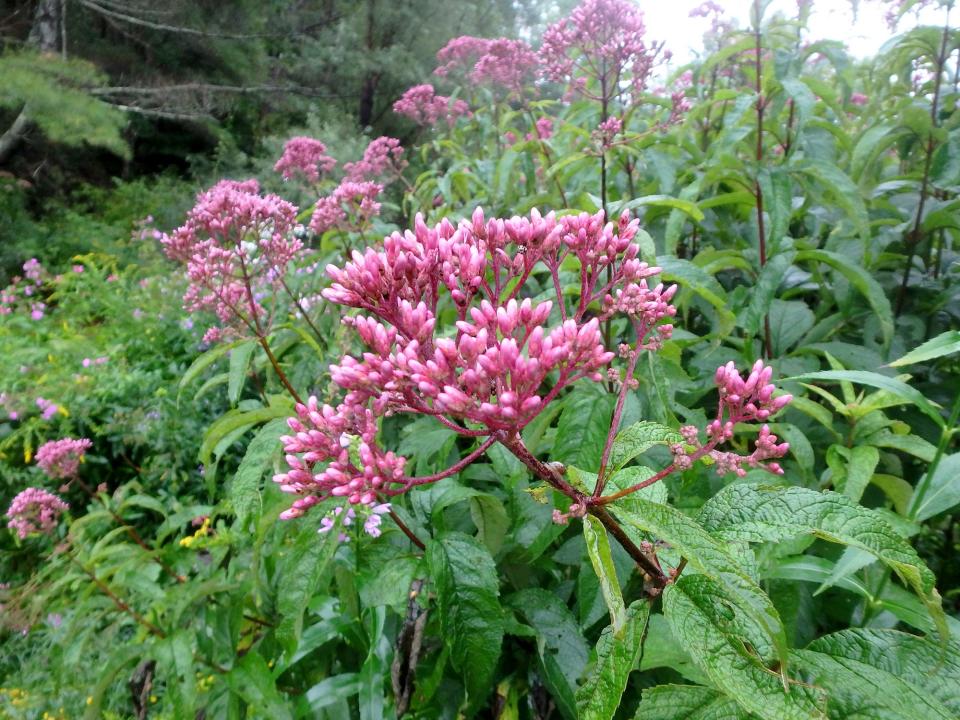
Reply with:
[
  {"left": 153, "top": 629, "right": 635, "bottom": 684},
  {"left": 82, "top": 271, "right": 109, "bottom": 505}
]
[
  {"left": 35, "top": 437, "right": 93, "bottom": 480},
  {"left": 6, "top": 488, "right": 69, "bottom": 539}
]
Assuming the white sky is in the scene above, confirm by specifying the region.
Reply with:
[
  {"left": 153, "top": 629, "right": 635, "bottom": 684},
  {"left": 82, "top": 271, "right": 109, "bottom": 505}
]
[{"left": 642, "top": 0, "right": 950, "bottom": 63}]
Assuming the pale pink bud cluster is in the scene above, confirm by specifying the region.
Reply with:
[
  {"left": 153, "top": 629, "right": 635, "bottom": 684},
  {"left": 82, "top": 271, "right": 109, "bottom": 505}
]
[
  {"left": 344, "top": 137, "right": 407, "bottom": 183},
  {"left": 35, "top": 437, "right": 92, "bottom": 479},
  {"left": 6, "top": 488, "right": 68, "bottom": 539},
  {"left": 309, "top": 181, "right": 383, "bottom": 235},
  {"left": 712, "top": 360, "right": 792, "bottom": 431},
  {"left": 850, "top": 92, "right": 868, "bottom": 106},
  {"left": 435, "top": 36, "right": 538, "bottom": 95},
  {"left": 670, "top": 361, "right": 792, "bottom": 477},
  {"left": 539, "top": 0, "right": 664, "bottom": 101},
  {"left": 393, "top": 84, "right": 471, "bottom": 127},
  {"left": 162, "top": 179, "right": 302, "bottom": 340},
  {"left": 36, "top": 397, "right": 58, "bottom": 421},
  {"left": 274, "top": 136, "right": 337, "bottom": 183},
  {"left": 274, "top": 397, "right": 407, "bottom": 511}
]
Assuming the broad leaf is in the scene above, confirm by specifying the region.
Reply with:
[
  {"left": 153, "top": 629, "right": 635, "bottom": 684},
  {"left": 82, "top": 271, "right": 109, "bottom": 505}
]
[
  {"left": 612, "top": 500, "right": 789, "bottom": 674},
  {"left": 637, "top": 684, "right": 754, "bottom": 719},
  {"left": 230, "top": 418, "right": 287, "bottom": 530},
  {"left": 889, "top": 331, "right": 960, "bottom": 367},
  {"left": 663, "top": 575, "right": 825, "bottom": 720},
  {"left": 908, "top": 453, "right": 960, "bottom": 521},
  {"left": 426, "top": 532, "right": 503, "bottom": 713},
  {"left": 699, "top": 484, "right": 945, "bottom": 637},
  {"left": 607, "top": 420, "right": 680, "bottom": 474},
  {"left": 509, "top": 590, "right": 589, "bottom": 720}
]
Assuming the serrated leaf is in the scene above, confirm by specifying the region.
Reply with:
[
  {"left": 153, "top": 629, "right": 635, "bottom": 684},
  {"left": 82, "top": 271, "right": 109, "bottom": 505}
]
[
  {"left": 509, "top": 589, "right": 589, "bottom": 720},
  {"left": 794, "top": 643, "right": 953, "bottom": 719},
  {"left": 743, "top": 253, "right": 796, "bottom": 336},
  {"left": 889, "top": 331, "right": 960, "bottom": 367},
  {"left": 767, "top": 299, "right": 815, "bottom": 355},
  {"left": 575, "top": 600, "right": 650, "bottom": 720},
  {"left": 613, "top": 194, "right": 704, "bottom": 222},
  {"left": 607, "top": 421, "right": 680, "bottom": 474},
  {"left": 664, "top": 575, "right": 825, "bottom": 720},
  {"left": 276, "top": 517, "right": 341, "bottom": 659},
  {"left": 804, "top": 629, "right": 960, "bottom": 715},
  {"left": 698, "top": 484, "right": 945, "bottom": 638},
  {"left": 657, "top": 256, "right": 736, "bottom": 335},
  {"left": 612, "top": 500, "right": 789, "bottom": 674},
  {"left": 637, "top": 684, "right": 754, "bottom": 719},
  {"left": 426, "top": 532, "right": 503, "bottom": 714},
  {"left": 230, "top": 418, "right": 287, "bottom": 530},
  {"left": 583, "top": 516, "right": 626, "bottom": 630},
  {"left": 785, "top": 370, "right": 944, "bottom": 429}
]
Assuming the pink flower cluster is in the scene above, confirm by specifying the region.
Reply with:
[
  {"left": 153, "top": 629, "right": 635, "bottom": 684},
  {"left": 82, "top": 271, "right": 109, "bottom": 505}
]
[
  {"left": 1, "top": 258, "right": 49, "bottom": 319},
  {"left": 393, "top": 84, "right": 471, "bottom": 127},
  {"left": 527, "top": 117, "right": 554, "bottom": 142},
  {"left": 670, "top": 361, "right": 792, "bottom": 477},
  {"left": 36, "top": 397, "right": 58, "bottom": 421},
  {"left": 435, "top": 36, "right": 538, "bottom": 95},
  {"left": 595, "top": 116, "right": 623, "bottom": 149},
  {"left": 344, "top": 137, "right": 407, "bottom": 182},
  {"left": 274, "top": 207, "right": 677, "bottom": 518},
  {"left": 540, "top": 0, "right": 664, "bottom": 101},
  {"left": 6, "top": 488, "right": 69, "bottom": 539},
  {"left": 310, "top": 181, "right": 384, "bottom": 235},
  {"left": 274, "top": 137, "right": 336, "bottom": 183},
  {"left": 36, "top": 437, "right": 93, "bottom": 479},
  {"left": 161, "top": 179, "right": 302, "bottom": 341}
]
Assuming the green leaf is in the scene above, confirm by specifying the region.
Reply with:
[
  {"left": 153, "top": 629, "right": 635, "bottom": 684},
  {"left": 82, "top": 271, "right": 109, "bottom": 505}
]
[
  {"left": 554, "top": 385, "right": 614, "bottom": 471},
  {"left": 743, "top": 253, "right": 797, "bottom": 337},
  {"left": 583, "top": 516, "right": 626, "bottom": 630},
  {"left": 575, "top": 600, "right": 651, "bottom": 720},
  {"left": 794, "top": 642, "right": 954, "bottom": 719},
  {"left": 834, "top": 445, "right": 880, "bottom": 502},
  {"left": 509, "top": 590, "right": 589, "bottom": 720},
  {"left": 607, "top": 421, "right": 681, "bottom": 474},
  {"left": 804, "top": 629, "right": 960, "bottom": 716},
  {"left": 228, "top": 340, "right": 257, "bottom": 406},
  {"left": 199, "top": 404, "right": 293, "bottom": 466},
  {"left": 178, "top": 339, "right": 246, "bottom": 400},
  {"left": 791, "top": 161, "right": 869, "bottom": 240},
  {"left": 637, "top": 684, "right": 754, "bottom": 719},
  {"left": 613, "top": 194, "right": 705, "bottom": 222},
  {"left": 228, "top": 652, "right": 293, "bottom": 720},
  {"left": 698, "top": 484, "right": 945, "bottom": 637},
  {"left": 785, "top": 370, "right": 944, "bottom": 429},
  {"left": 663, "top": 575, "right": 826, "bottom": 720},
  {"left": 767, "top": 300, "right": 815, "bottom": 355},
  {"left": 889, "top": 331, "right": 960, "bottom": 367},
  {"left": 793, "top": 250, "right": 894, "bottom": 348},
  {"left": 276, "top": 516, "right": 341, "bottom": 659},
  {"left": 657, "top": 256, "right": 735, "bottom": 335},
  {"left": 469, "top": 494, "right": 509, "bottom": 555},
  {"left": 908, "top": 453, "right": 960, "bottom": 521},
  {"left": 612, "top": 500, "right": 789, "bottom": 675},
  {"left": 230, "top": 418, "right": 287, "bottom": 530},
  {"left": 426, "top": 532, "right": 503, "bottom": 713}
]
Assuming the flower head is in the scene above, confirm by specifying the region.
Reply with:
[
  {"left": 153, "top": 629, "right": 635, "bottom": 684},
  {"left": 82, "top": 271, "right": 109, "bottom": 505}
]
[
  {"left": 310, "top": 181, "right": 383, "bottom": 235},
  {"left": 393, "top": 84, "right": 471, "bottom": 127},
  {"left": 435, "top": 36, "right": 538, "bottom": 95},
  {"left": 161, "top": 179, "right": 302, "bottom": 340},
  {"left": 6, "top": 488, "right": 69, "bottom": 539},
  {"left": 540, "top": 0, "right": 665, "bottom": 101},
  {"left": 36, "top": 437, "right": 93, "bottom": 479},
  {"left": 343, "top": 137, "right": 407, "bottom": 183},
  {"left": 274, "top": 137, "right": 336, "bottom": 183}
]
